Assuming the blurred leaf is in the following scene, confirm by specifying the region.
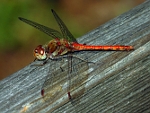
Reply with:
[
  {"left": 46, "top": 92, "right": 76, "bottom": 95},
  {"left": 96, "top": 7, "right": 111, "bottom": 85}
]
[{"left": 0, "top": 1, "right": 29, "bottom": 51}]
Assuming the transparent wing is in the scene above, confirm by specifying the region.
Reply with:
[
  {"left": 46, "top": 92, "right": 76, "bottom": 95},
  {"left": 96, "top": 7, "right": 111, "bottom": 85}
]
[
  {"left": 51, "top": 9, "right": 77, "bottom": 42},
  {"left": 41, "top": 59, "right": 67, "bottom": 103},
  {"left": 18, "top": 17, "right": 62, "bottom": 39},
  {"left": 42, "top": 51, "right": 89, "bottom": 101}
]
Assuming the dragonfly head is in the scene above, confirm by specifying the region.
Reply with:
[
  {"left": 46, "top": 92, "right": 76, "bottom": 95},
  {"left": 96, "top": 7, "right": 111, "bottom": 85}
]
[{"left": 33, "top": 45, "right": 47, "bottom": 60}]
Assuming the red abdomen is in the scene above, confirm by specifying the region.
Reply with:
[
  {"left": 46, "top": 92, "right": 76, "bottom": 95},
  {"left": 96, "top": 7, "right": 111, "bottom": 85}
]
[{"left": 72, "top": 43, "right": 133, "bottom": 51}]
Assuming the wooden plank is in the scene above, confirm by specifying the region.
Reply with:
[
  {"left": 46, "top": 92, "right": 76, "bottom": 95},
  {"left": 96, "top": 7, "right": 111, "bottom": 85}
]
[{"left": 0, "top": 1, "right": 150, "bottom": 113}]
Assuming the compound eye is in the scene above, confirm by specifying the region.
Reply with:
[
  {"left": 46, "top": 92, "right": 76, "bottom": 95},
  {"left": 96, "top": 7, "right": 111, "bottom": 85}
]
[
  {"left": 34, "top": 49, "right": 38, "bottom": 53},
  {"left": 34, "top": 45, "right": 44, "bottom": 54},
  {"left": 40, "top": 49, "right": 44, "bottom": 55}
]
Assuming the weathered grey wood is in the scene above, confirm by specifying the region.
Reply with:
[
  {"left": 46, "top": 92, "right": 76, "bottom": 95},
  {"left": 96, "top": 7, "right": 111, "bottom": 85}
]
[{"left": 0, "top": 1, "right": 150, "bottom": 113}]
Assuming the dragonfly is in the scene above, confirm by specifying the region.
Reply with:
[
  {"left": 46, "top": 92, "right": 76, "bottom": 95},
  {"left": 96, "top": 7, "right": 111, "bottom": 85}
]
[{"left": 19, "top": 9, "right": 133, "bottom": 100}]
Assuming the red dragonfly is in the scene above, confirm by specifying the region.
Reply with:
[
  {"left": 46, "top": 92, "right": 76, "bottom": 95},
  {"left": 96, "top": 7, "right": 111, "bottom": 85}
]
[{"left": 19, "top": 9, "right": 133, "bottom": 100}]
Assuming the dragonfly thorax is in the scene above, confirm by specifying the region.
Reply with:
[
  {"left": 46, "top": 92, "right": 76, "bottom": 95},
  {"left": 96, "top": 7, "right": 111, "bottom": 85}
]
[
  {"left": 47, "top": 39, "right": 72, "bottom": 57},
  {"left": 34, "top": 45, "right": 47, "bottom": 60}
]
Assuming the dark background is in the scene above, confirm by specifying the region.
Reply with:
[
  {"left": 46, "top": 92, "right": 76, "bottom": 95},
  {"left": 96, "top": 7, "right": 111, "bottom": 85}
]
[{"left": 0, "top": 0, "right": 144, "bottom": 80}]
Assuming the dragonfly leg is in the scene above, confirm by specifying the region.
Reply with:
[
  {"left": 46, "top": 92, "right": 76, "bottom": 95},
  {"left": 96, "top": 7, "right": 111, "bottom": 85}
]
[
  {"left": 59, "top": 67, "right": 64, "bottom": 72},
  {"left": 31, "top": 58, "right": 49, "bottom": 66},
  {"left": 42, "top": 59, "right": 48, "bottom": 65},
  {"left": 50, "top": 56, "right": 65, "bottom": 71}
]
